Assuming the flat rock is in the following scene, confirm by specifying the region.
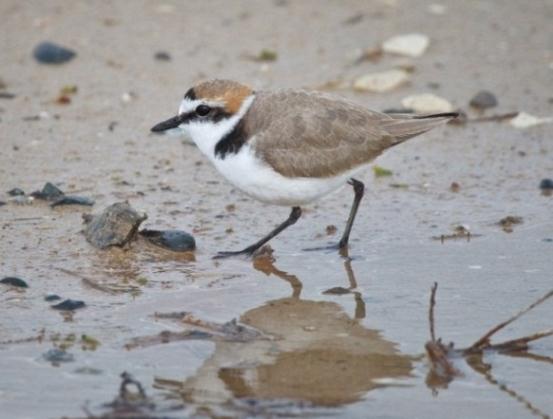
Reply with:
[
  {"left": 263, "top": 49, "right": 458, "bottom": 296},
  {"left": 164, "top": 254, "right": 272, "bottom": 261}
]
[
  {"left": 401, "top": 93, "right": 453, "bottom": 113},
  {"left": 8, "top": 188, "right": 25, "bottom": 196},
  {"left": 42, "top": 348, "right": 75, "bottom": 363},
  {"left": 51, "top": 299, "right": 86, "bottom": 311},
  {"left": 1, "top": 276, "right": 28, "bottom": 288},
  {"left": 469, "top": 90, "right": 498, "bottom": 109},
  {"left": 509, "top": 112, "right": 553, "bottom": 129},
  {"left": 33, "top": 42, "right": 76, "bottom": 64},
  {"left": 382, "top": 33, "right": 430, "bottom": 57},
  {"left": 140, "top": 229, "right": 196, "bottom": 252},
  {"left": 83, "top": 202, "right": 147, "bottom": 249},
  {"left": 353, "top": 69, "right": 409, "bottom": 93},
  {"left": 51, "top": 195, "right": 95, "bottom": 207}
]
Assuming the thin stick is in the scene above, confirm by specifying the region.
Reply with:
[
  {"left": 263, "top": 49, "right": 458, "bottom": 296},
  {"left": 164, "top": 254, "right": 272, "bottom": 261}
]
[
  {"left": 429, "top": 282, "right": 438, "bottom": 342},
  {"left": 469, "top": 290, "right": 553, "bottom": 351},
  {"left": 482, "top": 329, "right": 553, "bottom": 353}
]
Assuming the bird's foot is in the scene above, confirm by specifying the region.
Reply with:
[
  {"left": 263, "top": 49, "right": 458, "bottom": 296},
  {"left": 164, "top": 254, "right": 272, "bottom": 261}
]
[{"left": 303, "top": 240, "right": 349, "bottom": 255}]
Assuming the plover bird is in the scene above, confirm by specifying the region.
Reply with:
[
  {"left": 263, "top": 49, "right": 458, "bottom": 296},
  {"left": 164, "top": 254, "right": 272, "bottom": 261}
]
[{"left": 152, "top": 79, "right": 457, "bottom": 258}]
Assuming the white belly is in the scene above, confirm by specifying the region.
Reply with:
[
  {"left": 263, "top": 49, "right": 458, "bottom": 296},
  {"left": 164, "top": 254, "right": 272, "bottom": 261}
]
[{"left": 211, "top": 144, "right": 362, "bottom": 206}]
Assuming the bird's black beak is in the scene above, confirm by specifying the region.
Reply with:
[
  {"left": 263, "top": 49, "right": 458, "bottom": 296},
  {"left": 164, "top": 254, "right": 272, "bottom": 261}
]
[{"left": 151, "top": 114, "right": 183, "bottom": 133}]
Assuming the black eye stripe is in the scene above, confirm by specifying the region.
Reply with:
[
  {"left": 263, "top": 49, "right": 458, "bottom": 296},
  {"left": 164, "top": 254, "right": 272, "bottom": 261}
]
[{"left": 179, "top": 106, "right": 232, "bottom": 124}]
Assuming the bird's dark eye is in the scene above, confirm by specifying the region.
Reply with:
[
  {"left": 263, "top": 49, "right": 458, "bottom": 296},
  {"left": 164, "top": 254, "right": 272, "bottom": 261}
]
[{"left": 196, "top": 105, "right": 211, "bottom": 116}]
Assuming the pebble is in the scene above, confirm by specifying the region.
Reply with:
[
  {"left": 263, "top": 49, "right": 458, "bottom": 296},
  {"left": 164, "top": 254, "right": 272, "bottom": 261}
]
[
  {"left": 31, "top": 182, "right": 64, "bottom": 200},
  {"left": 83, "top": 202, "right": 147, "bottom": 249},
  {"left": 42, "top": 348, "right": 75, "bottom": 364},
  {"left": 469, "top": 90, "right": 498, "bottom": 109},
  {"left": 401, "top": 93, "right": 453, "bottom": 113},
  {"left": 140, "top": 229, "right": 196, "bottom": 252},
  {"left": 0, "top": 276, "right": 28, "bottom": 288},
  {"left": 154, "top": 51, "right": 171, "bottom": 61},
  {"left": 7, "top": 188, "right": 25, "bottom": 196},
  {"left": 51, "top": 195, "right": 95, "bottom": 207},
  {"left": 44, "top": 294, "right": 62, "bottom": 302},
  {"left": 0, "top": 201, "right": 6, "bottom": 207},
  {"left": 323, "top": 287, "right": 351, "bottom": 295},
  {"left": 353, "top": 69, "right": 409, "bottom": 93},
  {"left": 51, "top": 299, "right": 86, "bottom": 311},
  {"left": 509, "top": 112, "right": 553, "bottom": 129},
  {"left": 0, "top": 92, "right": 16, "bottom": 99},
  {"left": 382, "top": 33, "right": 430, "bottom": 57},
  {"left": 33, "top": 42, "right": 76, "bottom": 64},
  {"left": 539, "top": 178, "right": 553, "bottom": 190}
]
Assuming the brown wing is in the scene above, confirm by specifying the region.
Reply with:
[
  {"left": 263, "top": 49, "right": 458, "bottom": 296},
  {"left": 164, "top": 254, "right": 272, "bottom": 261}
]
[{"left": 248, "top": 89, "right": 454, "bottom": 178}]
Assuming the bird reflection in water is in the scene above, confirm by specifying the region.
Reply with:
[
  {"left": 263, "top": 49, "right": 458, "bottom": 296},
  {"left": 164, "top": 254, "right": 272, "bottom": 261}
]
[{"left": 155, "top": 253, "right": 413, "bottom": 408}]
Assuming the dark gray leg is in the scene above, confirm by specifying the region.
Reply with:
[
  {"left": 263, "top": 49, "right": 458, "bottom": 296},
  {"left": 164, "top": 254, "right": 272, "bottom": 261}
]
[
  {"left": 214, "top": 207, "right": 302, "bottom": 259},
  {"left": 338, "top": 178, "right": 364, "bottom": 249}
]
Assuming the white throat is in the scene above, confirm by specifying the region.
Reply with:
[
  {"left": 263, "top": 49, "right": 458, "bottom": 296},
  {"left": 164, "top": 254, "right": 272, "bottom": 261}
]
[{"left": 180, "top": 95, "right": 255, "bottom": 161}]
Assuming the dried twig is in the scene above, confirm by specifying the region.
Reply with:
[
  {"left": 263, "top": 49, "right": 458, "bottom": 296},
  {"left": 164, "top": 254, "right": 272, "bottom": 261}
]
[
  {"left": 429, "top": 282, "right": 438, "bottom": 342},
  {"left": 467, "top": 290, "right": 553, "bottom": 353}
]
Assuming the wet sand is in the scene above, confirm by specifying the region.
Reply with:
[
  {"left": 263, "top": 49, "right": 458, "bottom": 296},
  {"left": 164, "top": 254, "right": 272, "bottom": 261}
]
[{"left": 1, "top": 1, "right": 552, "bottom": 418}]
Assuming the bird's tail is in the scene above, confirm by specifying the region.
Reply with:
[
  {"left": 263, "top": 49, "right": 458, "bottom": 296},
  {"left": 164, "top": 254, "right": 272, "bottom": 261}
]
[{"left": 381, "top": 112, "right": 458, "bottom": 142}]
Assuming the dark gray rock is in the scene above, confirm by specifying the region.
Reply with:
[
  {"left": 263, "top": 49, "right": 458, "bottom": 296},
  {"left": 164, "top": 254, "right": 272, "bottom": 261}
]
[
  {"left": 539, "top": 178, "right": 553, "bottom": 190},
  {"left": 33, "top": 42, "right": 76, "bottom": 64},
  {"left": 42, "top": 348, "right": 75, "bottom": 363},
  {"left": 31, "top": 182, "right": 64, "bottom": 200},
  {"left": 140, "top": 229, "right": 196, "bottom": 252},
  {"left": 51, "top": 195, "right": 95, "bottom": 207},
  {"left": 83, "top": 202, "right": 147, "bottom": 249},
  {"left": 7, "top": 188, "right": 25, "bottom": 196},
  {"left": 45, "top": 294, "right": 62, "bottom": 302},
  {"left": 51, "top": 299, "right": 86, "bottom": 311},
  {"left": 1, "top": 276, "right": 28, "bottom": 288},
  {"left": 154, "top": 51, "right": 171, "bottom": 61},
  {"left": 469, "top": 90, "right": 498, "bottom": 110}
]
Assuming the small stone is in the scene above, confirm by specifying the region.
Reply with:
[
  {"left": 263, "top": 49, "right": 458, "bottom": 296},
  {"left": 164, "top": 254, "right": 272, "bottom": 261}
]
[
  {"left": 42, "top": 348, "right": 75, "bottom": 364},
  {"left": 154, "top": 51, "right": 171, "bottom": 61},
  {"left": 50, "top": 195, "right": 95, "bottom": 207},
  {"left": 510, "top": 112, "right": 553, "bottom": 129},
  {"left": 45, "top": 294, "right": 62, "bottom": 302},
  {"left": 326, "top": 225, "right": 337, "bottom": 235},
  {"left": 0, "top": 92, "right": 16, "bottom": 99},
  {"left": 83, "top": 202, "right": 147, "bottom": 249},
  {"left": 498, "top": 216, "right": 523, "bottom": 233},
  {"left": 51, "top": 299, "right": 86, "bottom": 311},
  {"left": 1, "top": 277, "right": 28, "bottom": 288},
  {"left": 539, "top": 178, "right": 553, "bottom": 190},
  {"left": 140, "top": 229, "right": 196, "bottom": 252},
  {"left": 12, "top": 196, "right": 34, "bottom": 205},
  {"left": 382, "top": 33, "right": 430, "bottom": 57},
  {"left": 31, "top": 182, "right": 64, "bottom": 200},
  {"left": 323, "top": 287, "right": 351, "bottom": 295},
  {"left": 469, "top": 90, "right": 498, "bottom": 110},
  {"left": 353, "top": 69, "right": 409, "bottom": 93},
  {"left": 33, "top": 42, "right": 76, "bottom": 64},
  {"left": 121, "top": 92, "right": 136, "bottom": 103},
  {"left": 7, "top": 188, "right": 25, "bottom": 196},
  {"left": 450, "top": 182, "right": 460, "bottom": 192},
  {"left": 0, "top": 201, "right": 6, "bottom": 207},
  {"left": 401, "top": 93, "right": 453, "bottom": 113}
]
